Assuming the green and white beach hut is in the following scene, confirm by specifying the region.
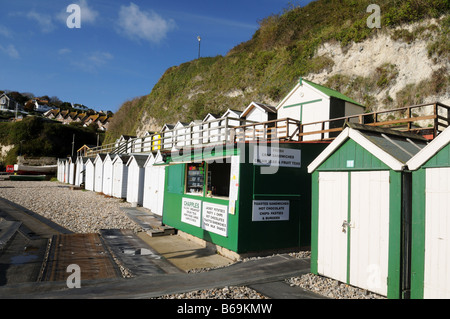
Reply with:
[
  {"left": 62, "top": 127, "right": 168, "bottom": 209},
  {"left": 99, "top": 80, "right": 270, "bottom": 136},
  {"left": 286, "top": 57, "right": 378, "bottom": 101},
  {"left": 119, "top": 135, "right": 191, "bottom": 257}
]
[
  {"left": 307, "top": 123, "right": 428, "bottom": 298},
  {"left": 406, "top": 126, "right": 450, "bottom": 299}
]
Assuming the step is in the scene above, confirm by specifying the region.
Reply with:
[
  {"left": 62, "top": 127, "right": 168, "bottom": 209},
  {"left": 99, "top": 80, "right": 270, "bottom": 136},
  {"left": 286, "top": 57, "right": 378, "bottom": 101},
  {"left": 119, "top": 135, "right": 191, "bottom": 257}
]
[{"left": 0, "top": 219, "right": 22, "bottom": 251}]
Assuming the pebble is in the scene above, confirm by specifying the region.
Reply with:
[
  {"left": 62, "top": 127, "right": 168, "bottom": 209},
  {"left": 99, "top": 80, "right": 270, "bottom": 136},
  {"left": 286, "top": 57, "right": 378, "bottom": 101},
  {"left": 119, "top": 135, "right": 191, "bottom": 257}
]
[
  {"left": 0, "top": 180, "right": 386, "bottom": 299},
  {"left": 0, "top": 180, "right": 143, "bottom": 234}
]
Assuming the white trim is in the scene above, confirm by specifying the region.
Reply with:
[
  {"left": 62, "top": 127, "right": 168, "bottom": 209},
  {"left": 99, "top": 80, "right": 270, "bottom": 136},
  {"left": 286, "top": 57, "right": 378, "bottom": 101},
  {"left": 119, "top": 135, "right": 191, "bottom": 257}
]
[
  {"left": 276, "top": 80, "right": 330, "bottom": 111},
  {"left": 93, "top": 154, "right": 104, "bottom": 164},
  {"left": 307, "top": 128, "right": 350, "bottom": 173},
  {"left": 349, "top": 129, "right": 405, "bottom": 171},
  {"left": 143, "top": 153, "right": 155, "bottom": 167},
  {"left": 307, "top": 127, "right": 406, "bottom": 173},
  {"left": 406, "top": 127, "right": 450, "bottom": 171}
]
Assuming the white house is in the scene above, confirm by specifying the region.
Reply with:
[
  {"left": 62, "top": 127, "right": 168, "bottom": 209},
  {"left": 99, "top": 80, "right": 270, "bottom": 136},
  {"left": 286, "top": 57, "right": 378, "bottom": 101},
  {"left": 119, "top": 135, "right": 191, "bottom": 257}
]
[
  {"left": 173, "top": 121, "right": 189, "bottom": 149},
  {"left": 115, "top": 135, "right": 136, "bottom": 154},
  {"left": 161, "top": 124, "right": 175, "bottom": 150},
  {"left": 75, "top": 157, "right": 87, "bottom": 187},
  {"left": 189, "top": 120, "right": 203, "bottom": 146},
  {"left": 126, "top": 154, "right": 148, "bottom": 206},
  {"left": 221, "top": 108, "right": 244, "bottom": 142},
  {"left": 102, "top": 154, "right": 117, "bottom": 196},
  {"left": 202, "top": 113, "right": 221, "bottom": 143},
  {"left": 0, "top": 93, "right": 20, "bottom": 112},
  {"left": 68, "top": 157, "right": 76, "bottom": 185},
  {"left": 276, "top": 78, "right": 365, "bottom": 141},
  {"left": 112, "top": 155, "right": 131, "bottom": 199},
  {"left": 94, "top": 154, "right": 106, "bottom": 193},
  {"left": 85, "top": 158, "right": 95, "bottom": 191},
  {"left": 142, "top": 153, "right": 166, "bottom": 216}
]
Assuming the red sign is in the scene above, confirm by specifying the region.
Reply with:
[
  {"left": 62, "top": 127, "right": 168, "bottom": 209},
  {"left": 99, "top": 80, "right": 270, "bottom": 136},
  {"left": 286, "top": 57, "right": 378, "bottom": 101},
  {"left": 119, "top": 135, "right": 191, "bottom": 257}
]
[{"left": 6, "top": 165, "right": 14, "bottom": 173}]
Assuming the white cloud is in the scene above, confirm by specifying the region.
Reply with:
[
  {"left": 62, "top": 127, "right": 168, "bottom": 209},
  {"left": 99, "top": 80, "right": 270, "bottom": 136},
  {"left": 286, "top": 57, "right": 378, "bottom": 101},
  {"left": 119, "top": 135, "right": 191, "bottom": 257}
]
[
  {"left": 78, "top": 0, "right": 98, "bottom": 24},
  {"left": 0, "top": 44, "right": 19, "bottom": 59},
  {"left": 0, "top": 25, "right": 12, "bottom": 38},
  {"left": 58, "top": 48, "right": 72, "bottom": 55},
  {"left": 117, "top": 3, "right": 176, "bottom": 44},
  {"left": 26, "top": 11, "right": 56, "bottom": 33},
  {"left": 71, "top": 51, "right": 114, "bottom": 73}
]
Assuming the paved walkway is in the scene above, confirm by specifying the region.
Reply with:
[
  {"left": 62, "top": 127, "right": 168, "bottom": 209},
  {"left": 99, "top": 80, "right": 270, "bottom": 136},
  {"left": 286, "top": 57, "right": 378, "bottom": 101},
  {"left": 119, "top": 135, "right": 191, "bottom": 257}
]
[{"left": 0, "top": 254, "right": 322, "bottom": 299}]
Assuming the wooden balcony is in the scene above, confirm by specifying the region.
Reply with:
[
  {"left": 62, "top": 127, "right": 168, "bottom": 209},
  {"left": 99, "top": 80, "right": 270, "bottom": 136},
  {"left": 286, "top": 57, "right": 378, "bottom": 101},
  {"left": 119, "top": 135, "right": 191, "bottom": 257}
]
[{"left": 83, "top": 102, "right": 450, "bottom": 158}]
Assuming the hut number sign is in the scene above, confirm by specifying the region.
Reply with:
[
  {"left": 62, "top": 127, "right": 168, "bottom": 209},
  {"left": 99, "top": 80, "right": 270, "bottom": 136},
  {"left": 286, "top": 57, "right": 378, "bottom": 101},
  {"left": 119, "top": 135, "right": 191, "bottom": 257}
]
[{"left": 252, "top": 200, "right": 290, "bottom": 221}]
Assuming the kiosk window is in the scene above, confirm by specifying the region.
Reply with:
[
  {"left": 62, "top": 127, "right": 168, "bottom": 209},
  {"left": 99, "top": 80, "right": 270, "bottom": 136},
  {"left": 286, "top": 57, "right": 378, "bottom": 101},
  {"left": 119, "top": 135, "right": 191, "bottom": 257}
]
[
  {"left": 207, "top": 162, "right": 231, "bottom": 198},
  {"left": 186, "top": 163, "right": 204, "bottom": 195}
]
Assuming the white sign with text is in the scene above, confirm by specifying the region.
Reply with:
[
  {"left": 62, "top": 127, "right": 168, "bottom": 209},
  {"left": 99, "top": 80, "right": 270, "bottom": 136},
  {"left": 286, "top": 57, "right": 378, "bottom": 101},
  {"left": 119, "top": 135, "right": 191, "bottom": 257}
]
[
  {"left": 181, "top": 198, "right": 202, "bottom": 227},
  {"left": 202, "top": 202, "right": 228, "bottom": 237},
  {"left": 252, "top": 200, "right": 290, "bottom": 221}
]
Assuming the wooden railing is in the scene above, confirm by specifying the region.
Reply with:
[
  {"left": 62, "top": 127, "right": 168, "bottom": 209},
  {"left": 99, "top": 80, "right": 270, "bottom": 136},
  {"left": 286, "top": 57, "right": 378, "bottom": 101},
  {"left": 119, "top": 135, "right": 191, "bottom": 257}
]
[{"left": 83, "top": 102, "right": 450, "bottom": 158}]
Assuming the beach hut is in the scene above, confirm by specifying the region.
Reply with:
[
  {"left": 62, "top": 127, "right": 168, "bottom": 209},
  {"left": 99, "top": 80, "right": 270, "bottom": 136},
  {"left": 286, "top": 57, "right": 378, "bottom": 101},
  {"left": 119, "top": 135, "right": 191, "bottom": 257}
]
[
  {"left": 143, "top": 153, "right": 166, "bottom": 216},
  {"left": 202, "top": 113, "right": 221, "bottom": 144},
  {"left": 112, "top": 155, "right": 131, "bottom": 199},
  {"left": 161, "top": 139, "right": 327, "bottom": 259},
  {"left": 68, "top": 157, "right": 77, "bottom": 185},
  {"left": 240, "top": 102, "right": 277, "bottom": 123},
  {"left": 161, "top": 124, "right": 175, "bottom": 150},
  {"left": 189, "top": 120, "right": 203, "bottom": 146},
  {"left": 75, "top": 156, "right": 87, "bottom": 187},
  {"left": 64, "top": 158, "right": 69, "bottom": 183},
  {"left": 406, "top": 126, "right": 450, "bottom": 299},
  {"left": 57, "top": 158, "right": 66, "bottom": 182},
  {"left": 84, "top": 158, "right": 95, "bottom": 191},
  {"left": 102, "top": 154, "right": 117, "bottom": 196},
  {"left": 174, "top": 121, "right": 189, "bottom": 149},
  {"left": 94, "top": 154, "right": 106, "bottom": 193},
  {"left": 126, "top": 154, "right": 148, "bottom": 206},
  {"left": 307, "top": 123, "right": 428, "bottom": 298},
  {"left": 276, "top": 78, "right": 364, "bottom": 141}
]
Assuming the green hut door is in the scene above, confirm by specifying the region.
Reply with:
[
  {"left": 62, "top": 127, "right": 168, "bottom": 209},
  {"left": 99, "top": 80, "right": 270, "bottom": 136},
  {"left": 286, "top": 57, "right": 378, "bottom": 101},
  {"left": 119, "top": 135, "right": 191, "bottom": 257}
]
[{"left": 318, "top": 170, "right": 390, "bottom": 296}]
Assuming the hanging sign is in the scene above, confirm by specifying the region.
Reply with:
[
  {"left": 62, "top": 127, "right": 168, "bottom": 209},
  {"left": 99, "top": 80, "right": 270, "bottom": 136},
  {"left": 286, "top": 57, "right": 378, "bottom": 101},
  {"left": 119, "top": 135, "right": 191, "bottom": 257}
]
[
  {"left": 252, "top": 200, "right": 290, "bottom": 221},
  {"left": 202, "top": 202, "right": 228, "bottom": 237},
  {"left": 181, "top": 198, "right": 202, "bottom": 227},
  {"left": 253, "top": 146, "right": 301, "bottom": 168}
]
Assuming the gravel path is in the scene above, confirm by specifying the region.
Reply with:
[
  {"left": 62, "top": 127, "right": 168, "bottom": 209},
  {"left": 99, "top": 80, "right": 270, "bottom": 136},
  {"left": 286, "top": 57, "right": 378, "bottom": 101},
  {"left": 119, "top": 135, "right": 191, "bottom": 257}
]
[
  {"left": 0, "top": 180, "right": 143, "bottom": 233},
  {"left": 0, "top": 180, "right": 386, "bottom": 299}
]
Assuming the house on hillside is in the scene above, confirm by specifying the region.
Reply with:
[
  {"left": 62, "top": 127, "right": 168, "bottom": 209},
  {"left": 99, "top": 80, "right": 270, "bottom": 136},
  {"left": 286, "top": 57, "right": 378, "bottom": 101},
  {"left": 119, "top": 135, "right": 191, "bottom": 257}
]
[
  {"left": 44, "top": 108, "right": 60, "bottom": 119},
  {"left": 56, "top": 110, "right": 69, "bottom": 122},
  {"left": 0, "top": 93, "right": 21, "bottom": 112},
  {"left": 276, "top": 77, "right": 365, "bottom": 141},
  {"left": 97, "top": 115, "right": 110, "bottom": 131}
]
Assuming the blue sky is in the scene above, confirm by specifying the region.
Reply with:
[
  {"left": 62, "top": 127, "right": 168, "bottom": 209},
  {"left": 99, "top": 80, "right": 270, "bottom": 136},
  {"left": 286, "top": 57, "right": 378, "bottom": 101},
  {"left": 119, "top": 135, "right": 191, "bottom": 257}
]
[{"left": 0, "top": 0, "right": 314, "bottom": 113}]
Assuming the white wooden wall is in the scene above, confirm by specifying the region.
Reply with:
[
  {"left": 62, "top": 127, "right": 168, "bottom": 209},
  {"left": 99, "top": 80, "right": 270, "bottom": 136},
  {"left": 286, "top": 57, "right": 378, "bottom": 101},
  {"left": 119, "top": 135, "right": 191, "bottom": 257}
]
[
  {"left": 112, "top": 161, "right": 128, "bottom": 199},
  {"left": 85, "top": 161, "right": 95, "bottom": 191},
  {"left": 317, "top": 170, "right": 390, "bottom": 296},
  {"left": 102, "top": 158, "right": 114, "bottom": 196},
  {"left": 424, "top": 167, "right": 450, "bottom": 298}
]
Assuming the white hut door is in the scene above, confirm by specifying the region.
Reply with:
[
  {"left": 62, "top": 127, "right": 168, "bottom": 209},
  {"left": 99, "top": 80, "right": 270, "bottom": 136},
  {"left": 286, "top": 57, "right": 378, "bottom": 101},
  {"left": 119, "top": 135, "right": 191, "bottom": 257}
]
[
  {"left": 317, "top": 171, "right": 349, "bottom": 283},
  {"left": 156, "top": 166, "right": 166, "bottom": 216},
  {"left": 349, "top": 171, "right": 390, "bottom": 296},
  {"left": 424, "top": 167, "right": 450, "bottom": 298}
]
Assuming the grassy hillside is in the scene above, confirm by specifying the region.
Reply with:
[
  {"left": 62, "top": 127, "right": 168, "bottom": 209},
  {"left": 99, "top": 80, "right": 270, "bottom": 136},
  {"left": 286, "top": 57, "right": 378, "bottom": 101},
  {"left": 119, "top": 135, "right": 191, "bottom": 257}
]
[
  {"left": 105, "top": 0, "right": 450, "bottom": 144},
  {"left": 0, "top": 116, "right": 102, "bottom": 166}
]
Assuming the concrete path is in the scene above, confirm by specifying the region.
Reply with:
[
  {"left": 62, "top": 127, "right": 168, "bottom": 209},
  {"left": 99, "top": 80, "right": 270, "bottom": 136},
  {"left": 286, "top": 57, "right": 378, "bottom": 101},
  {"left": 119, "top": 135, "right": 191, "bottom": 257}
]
[{"left": 0, "top": 254, "right": 316, "bottom": 299}]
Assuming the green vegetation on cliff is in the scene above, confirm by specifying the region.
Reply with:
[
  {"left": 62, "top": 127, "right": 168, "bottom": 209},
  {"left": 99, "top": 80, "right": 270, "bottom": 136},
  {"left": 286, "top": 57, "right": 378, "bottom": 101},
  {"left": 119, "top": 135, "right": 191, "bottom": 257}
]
[
  {"left": 105, "top": 0, "right": 450, "bottom": 144},
  {"left": 0, "top": 117, "right": 102, "bottom": 166}
]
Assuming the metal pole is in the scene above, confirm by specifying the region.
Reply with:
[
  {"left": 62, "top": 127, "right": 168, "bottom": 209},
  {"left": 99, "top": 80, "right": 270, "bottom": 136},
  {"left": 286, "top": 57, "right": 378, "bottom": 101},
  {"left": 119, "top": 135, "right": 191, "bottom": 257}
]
[
  {"left": 197, "top": 36, "right": 201, "bottom": 59},
  {"left": 71, "top": 134, "right": 75, "bottom": 158}
]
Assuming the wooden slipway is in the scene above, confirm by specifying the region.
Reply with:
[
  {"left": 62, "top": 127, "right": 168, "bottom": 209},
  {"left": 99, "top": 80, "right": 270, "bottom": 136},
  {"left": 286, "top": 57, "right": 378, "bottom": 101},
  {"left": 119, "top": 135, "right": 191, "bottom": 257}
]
[{"left": 41, "top": 233, "right": 121, "bottom": 282}]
